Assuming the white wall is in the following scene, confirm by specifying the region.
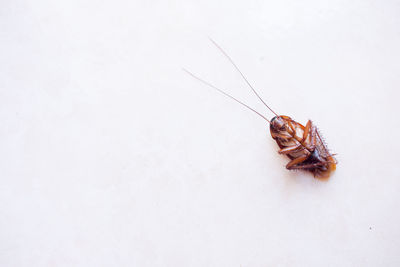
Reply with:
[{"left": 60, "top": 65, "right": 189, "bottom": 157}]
[{"left": 1, "top": 0, "right": 399, "bottom": 266}]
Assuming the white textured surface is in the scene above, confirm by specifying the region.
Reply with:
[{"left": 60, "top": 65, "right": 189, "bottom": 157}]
[{"left": 1, "top": 0, "right": 400, "bottom": 266}]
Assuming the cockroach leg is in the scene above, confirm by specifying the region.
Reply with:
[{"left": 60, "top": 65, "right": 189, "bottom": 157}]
[
  {"left": 271, "top": 132, "right": 291, "bottom": 140},
  {"left": 286, "top": 161, "right": 327, "bottom": 170},
  {"left": 302, "top": 120, "right": 311, "bottom": 142},
  {"left": 278, "top": 144, "right": 302, "bottom": 154},
  {"left": 288, "top": 121, "right": 297, "bottom": 133},
  {"left": 286, "top": 155, "right": 308, "bottom": 169},
  {"left": 301, "top": 120, "right": 317, "bottom": 151},
  {"left": 308, "top": 122, "right": 317, "bottom": 150}
]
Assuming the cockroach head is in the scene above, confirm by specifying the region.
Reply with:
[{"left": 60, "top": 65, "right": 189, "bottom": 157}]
[{"left": 270, "top": 116, "right": 286, "bottom": 130}]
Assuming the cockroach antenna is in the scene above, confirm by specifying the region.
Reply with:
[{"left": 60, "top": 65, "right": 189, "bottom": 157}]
[
  {"left": 182, "top": 68, "right": 270, "bottom": 123},
  {"left": 208, "top": 37, "right": 279, "bottom": 117}
]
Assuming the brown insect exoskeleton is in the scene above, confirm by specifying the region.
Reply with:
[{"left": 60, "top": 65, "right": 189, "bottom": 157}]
[{"left": 184, "top": 39, "right": 337, "bottom": 178}]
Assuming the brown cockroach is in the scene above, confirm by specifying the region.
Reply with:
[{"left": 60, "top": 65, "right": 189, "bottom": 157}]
[{"left": 184, "top": 39, "right": 337, "bottom": 178}]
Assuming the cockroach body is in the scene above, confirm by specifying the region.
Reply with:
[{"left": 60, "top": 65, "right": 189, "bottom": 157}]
[
  {"left": 184, "top": 39, "right": 337, "bottom": 178},
  {"left": 270, "top": 115, "right": 336, "bottom": 177}
]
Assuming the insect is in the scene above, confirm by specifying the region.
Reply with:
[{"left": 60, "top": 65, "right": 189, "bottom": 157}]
[{"left": 184, "top": 39, "right": 337, "bottom": 178}]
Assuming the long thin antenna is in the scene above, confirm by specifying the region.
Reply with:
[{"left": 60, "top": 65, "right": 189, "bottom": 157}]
[
  {"left": 183, "top": 68, "right": 270, "bottom": 123},
  {"left": 208, "top": 37, "right": 279, "bottom": 117}
]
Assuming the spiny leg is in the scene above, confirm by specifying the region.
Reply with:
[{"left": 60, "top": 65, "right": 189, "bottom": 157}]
[
  {"left": 286, "top": 155, "right": 308, "bottom": 169},
  {"left": 287, "top": 162, "right": 327, "bottom": 170}
]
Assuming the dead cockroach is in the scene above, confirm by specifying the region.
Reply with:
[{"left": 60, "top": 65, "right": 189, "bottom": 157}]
[{"left": 184, "top": 39, "right": 337, "bottom": 178}]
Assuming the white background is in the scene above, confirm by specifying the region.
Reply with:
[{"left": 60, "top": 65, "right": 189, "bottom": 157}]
[{"left": 1, "top": 0, "right": 400, "bottom": 266}]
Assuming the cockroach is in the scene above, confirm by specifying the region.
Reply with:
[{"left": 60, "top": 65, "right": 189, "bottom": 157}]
[{"left": 184, "top": 39, "right": 337, "bottom": 178}]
